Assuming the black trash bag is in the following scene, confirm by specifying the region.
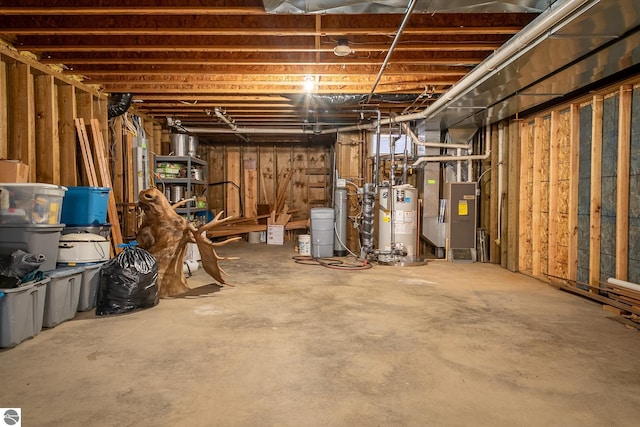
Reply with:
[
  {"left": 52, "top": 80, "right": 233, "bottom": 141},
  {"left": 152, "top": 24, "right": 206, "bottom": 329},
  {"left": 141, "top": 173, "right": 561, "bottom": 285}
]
[
  {"left": 96, "top": 242, "right": 159, "bottom": 316},
  {"left": 0, "top": 249, "right": 46, "bottom": 279}
]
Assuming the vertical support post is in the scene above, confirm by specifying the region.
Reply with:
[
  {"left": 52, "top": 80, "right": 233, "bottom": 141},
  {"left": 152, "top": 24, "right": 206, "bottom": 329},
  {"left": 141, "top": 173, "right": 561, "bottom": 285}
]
[
  {"left": 531, "top": 117, "right": 544, "bottom": 277},
  {"left": 548, "top": 110, "right": 560, "bottom": 278},
  {"left": 489, "top": 123, "right": 499, "bottom": 263},
  {"left": 567, "top": 104, "right": 580, "bottom": 281},
  {"left": 58, "top": 85, "right": 77, "bottom": 187},
  {"left": 34, "top": 75, "right": 60, "bottom": 184},
  {"left": 589, "top": 95, "right": 603, "bottom": 290},
  {"left": 506, "top": 120, "right": 520, "bottom": 272},
  {"left": 0, "top": 61, "right": 7, "bottom": 158},
  {"left": 616, "top": 85, "right": 632, "bottom": 280},
  {"left": 518, "top": 121, "right": 529, "bottom": 272},
  {"left": 8, "top": 63, "right": 36, "bottom": 181}
]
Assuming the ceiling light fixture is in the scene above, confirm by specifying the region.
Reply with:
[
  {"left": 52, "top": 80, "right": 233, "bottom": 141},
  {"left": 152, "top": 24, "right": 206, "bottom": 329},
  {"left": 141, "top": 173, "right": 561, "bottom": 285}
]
[
  {"left": 303, "top": 76, "right": 315, "bottom": 92},
  {"left": 333, "top": 39, "right": 353, "bottom": 57}
]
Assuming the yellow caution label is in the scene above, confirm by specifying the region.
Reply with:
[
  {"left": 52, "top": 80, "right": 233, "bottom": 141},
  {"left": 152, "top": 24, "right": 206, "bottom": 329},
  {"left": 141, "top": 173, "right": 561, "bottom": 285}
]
[{"left": 458, "top": 200, "right": 468, "bottom": 216}]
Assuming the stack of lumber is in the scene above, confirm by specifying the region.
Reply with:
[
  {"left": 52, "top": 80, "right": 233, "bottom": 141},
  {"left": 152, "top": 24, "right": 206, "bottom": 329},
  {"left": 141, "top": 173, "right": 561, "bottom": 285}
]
[
  {"left": 75, "top": 118, "right": 124, "bottom": 255},
  {"left": 273, "top": 168, "right": 294, "bottom": 215},
  {"left": 206, "top": 213, "right": 308, "bottom": 238},
  {"left": 205, "top": 167, "right": 312, "bottom": 239},
  {"left": 547, "top": 274, "right": 640, "bottom": 330},
  {"left": 602, "top": 278, "right": 640, "bottom": 329}
]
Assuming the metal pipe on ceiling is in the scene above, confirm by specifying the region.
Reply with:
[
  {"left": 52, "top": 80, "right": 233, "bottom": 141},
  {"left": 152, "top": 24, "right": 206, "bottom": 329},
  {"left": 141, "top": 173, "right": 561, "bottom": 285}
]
[
  {"left": 186, "top": 0, "right": 594, "bottom": 140},
  {"left": 183, "top": 126, "right": 317, "bottom": 135},
  {"left": 332, "top": 0, "right": 596, "bottom": 134},
  {"left": 214, "top": 107, "right": 250, "bottom": 142},
  {"left": 366, "top": 0, "right": 418, "bottom": 104}
]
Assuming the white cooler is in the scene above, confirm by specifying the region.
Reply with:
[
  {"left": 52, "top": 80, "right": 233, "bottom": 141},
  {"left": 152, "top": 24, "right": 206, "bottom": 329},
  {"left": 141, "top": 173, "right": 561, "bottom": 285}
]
[{"left": 58, "top": 233, "right": 110, "bottom": 263}]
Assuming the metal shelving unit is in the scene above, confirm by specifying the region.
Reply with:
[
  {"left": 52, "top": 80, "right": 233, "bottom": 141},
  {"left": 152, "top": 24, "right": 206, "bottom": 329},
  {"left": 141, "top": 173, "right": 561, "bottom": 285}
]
[{"left": 154, "top": 155, "right": 208, "bottom": 220}]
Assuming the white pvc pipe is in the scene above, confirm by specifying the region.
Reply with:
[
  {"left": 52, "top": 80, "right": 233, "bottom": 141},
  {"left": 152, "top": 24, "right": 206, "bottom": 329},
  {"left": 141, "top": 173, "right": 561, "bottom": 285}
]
[
  {"left": 411, "top": 152, "right": 490, "bottom": 166},
  {"left": 412, "top": 131, "right": 491, "bottom": 166},
  {"left": 467, "top": 147, "right": 473, "bottom": 183},
  {"left": 456, "top": 148, "right": 462, "bottom": 182},
  {"left": 607, "top": 278, "right": 640, "bottom": 293},
  {"left": 184, "top": 126, "right": 316, "bottom": 135},
  {"left": 497, "top": 122, "right": 504, "bottom": 244},
  {"left": 214, "top": 108, "right": 249, "bottom": 142}
]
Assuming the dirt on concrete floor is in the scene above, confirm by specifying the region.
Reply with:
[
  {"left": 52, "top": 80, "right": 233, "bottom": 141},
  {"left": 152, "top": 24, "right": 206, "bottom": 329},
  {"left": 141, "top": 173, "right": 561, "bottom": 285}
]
[{"left": 1, "top": 241, "right": 639, "bottom": 426}]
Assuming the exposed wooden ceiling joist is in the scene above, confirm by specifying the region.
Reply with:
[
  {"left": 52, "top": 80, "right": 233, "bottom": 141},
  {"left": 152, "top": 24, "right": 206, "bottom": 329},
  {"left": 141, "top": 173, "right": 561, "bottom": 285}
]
[{"left": 0, "top": 1, "right": 539, "bottom": 143}]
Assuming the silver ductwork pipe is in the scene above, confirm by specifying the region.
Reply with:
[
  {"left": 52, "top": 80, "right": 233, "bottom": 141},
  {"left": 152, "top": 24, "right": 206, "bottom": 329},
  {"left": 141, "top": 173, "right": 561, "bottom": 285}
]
[
  {"left": 183, "top": 0, "right": 594, "bottom": 142},
  {"left": 331, "top": 0, "right": 595, "bottom": 134},
  {"left": 401, "top": 122, "right": 471, "bottom": 150},
  {"left": 367, "top": 0, "right": 418, "bottom": 103}
]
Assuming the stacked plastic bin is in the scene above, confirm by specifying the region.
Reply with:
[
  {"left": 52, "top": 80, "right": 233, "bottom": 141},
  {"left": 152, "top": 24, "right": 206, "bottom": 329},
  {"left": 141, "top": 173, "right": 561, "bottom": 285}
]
[
  {"left": 0, "top": 183, "right": 68, "bottom": 271},
  {"left": 0, "top": 183, "right": 67, "bottom": 348},
  {"left": 56, "top": 186, "right": 112, "bottom": 314}
]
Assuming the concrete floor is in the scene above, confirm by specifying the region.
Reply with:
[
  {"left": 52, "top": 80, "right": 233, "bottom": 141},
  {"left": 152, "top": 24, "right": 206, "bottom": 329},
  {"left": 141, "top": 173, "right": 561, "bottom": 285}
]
[{"left": 1, "top": 241, "right": 640, "bottom": 426}]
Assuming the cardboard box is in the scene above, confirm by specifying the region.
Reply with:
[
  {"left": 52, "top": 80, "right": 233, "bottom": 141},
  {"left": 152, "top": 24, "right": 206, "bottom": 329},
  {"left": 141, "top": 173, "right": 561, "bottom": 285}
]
[
  {"left": 0, "top": 160, "right": 29, "bottom": 183},
  {"left": 267, "top": 224, "right": 284, "bottom": 245}
]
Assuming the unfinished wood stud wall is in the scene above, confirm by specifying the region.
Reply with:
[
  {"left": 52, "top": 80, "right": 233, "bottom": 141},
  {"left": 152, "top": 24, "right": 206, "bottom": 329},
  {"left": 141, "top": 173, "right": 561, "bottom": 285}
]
[
  {"left": 516, "top": 81, "right": 640, "bottom": 288},
  {"left": 34, "top": 74, "right": 60, "bottom": 184},
  {"left": 0, "top": 61, "right": 7, "bottom": 158},
  {"left": 1, "top": 51, "right": 107, "bottom": 187},
  {"left": 203, "top": 143, "right": 331, "bottom": 225}
]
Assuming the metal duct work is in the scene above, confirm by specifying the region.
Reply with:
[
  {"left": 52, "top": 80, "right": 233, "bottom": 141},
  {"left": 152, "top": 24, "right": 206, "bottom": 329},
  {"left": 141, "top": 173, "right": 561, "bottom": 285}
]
[
  {"left": 360, "top": 182, "right": 377, "bottom": 259},
  {"left": 329, "top": 0, "right": 634, "bottom": 133},
  {"left": 284, "top": 94, "right": 421, "bottom": 107},
  {"left": 262, "top": 0, "right": 551, "bottom": 14}
]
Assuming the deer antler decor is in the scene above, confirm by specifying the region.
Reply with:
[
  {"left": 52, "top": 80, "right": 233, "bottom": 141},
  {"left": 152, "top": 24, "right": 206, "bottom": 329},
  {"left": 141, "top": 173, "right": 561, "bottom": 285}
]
[{"left": 137, "top": 188, "right": 239, "bottom": 297}]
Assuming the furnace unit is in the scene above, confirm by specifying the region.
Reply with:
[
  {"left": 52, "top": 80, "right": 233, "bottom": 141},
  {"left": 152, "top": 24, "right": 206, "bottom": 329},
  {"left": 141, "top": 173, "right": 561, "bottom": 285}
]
[{"left": 444, "top": 182, "right": 477, "bottom": 262}]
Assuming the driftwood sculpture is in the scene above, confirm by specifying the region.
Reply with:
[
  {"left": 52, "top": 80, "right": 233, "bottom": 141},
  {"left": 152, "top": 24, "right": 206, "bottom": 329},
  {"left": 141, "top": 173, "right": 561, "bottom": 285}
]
[{"left": 136, "top": 188, "right": 240, "bottom": 297}]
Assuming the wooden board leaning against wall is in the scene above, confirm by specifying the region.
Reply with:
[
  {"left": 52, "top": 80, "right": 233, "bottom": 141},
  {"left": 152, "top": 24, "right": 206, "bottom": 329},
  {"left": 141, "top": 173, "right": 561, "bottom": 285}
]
[{"left": 517, "top": 79, "right": 640, "bottom": 290}]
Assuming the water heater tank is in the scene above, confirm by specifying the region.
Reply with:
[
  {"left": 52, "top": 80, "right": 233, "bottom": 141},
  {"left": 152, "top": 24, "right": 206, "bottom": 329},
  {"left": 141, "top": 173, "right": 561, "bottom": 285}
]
[{"left": 378, "top": 184, "right": 418, "bottom": 259}]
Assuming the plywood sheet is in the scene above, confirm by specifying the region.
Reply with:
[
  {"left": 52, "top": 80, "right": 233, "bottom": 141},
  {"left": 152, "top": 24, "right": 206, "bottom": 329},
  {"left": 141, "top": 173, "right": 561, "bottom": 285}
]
[
  {"left": 225, "top": 146, "right": 241, "bottom": 217},
  {"left": 291, "top": 146, "right": 308, "bottom": 218},
  {"left": 207, "top": 145, "right": 225, "bottom": 213},
  {"left": 259, "top": 145, "right": 275, "bottom": 207},
  {"left": 275, "top": 145, "right": 292, "bottom": 212},
  {"left": 243, "top": 151, "right": 258, "bottom": 218}
]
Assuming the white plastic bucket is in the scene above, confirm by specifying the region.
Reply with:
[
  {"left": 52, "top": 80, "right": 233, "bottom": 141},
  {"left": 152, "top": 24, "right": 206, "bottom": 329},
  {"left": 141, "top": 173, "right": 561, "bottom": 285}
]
[
  {"left": 248, "top": 231, "right": 261, "bottom": 244},
  {"left": 298, "top": 234, "right": 311, "bottom": 256}
]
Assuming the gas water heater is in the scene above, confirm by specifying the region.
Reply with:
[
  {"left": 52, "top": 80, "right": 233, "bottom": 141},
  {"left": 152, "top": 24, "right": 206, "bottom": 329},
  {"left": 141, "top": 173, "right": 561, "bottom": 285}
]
[{"left": 377, "top": 184, "right": 418, "bottom": 261}]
